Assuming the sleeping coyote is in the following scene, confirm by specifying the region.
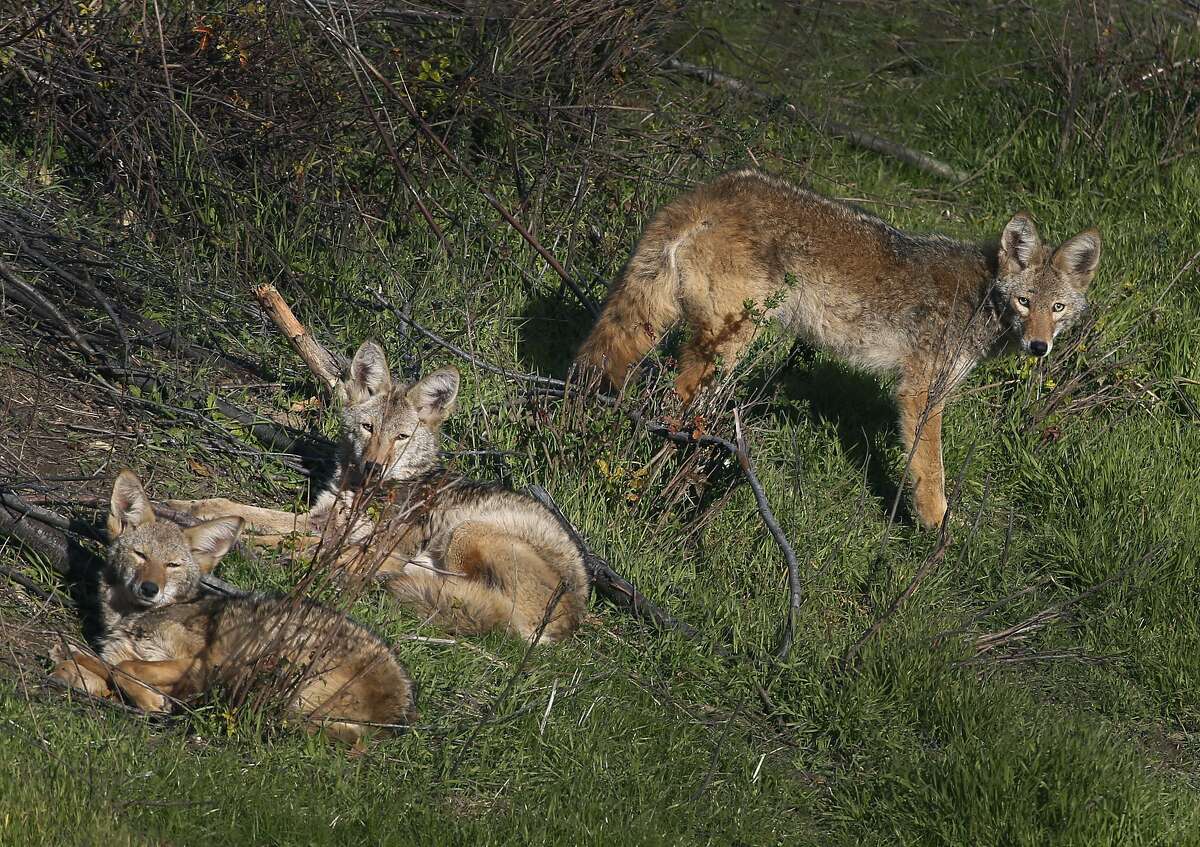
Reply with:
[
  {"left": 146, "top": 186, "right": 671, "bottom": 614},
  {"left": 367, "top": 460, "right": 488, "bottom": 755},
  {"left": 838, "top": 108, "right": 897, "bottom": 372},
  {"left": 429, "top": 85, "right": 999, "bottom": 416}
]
[{"left": 51, "top": 470, "right": 417, "bottom": 743}]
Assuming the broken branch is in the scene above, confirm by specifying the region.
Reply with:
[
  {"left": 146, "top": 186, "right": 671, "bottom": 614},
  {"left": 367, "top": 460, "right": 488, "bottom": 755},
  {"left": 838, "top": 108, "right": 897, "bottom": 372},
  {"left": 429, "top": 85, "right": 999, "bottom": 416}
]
[
  {"left": 664, "top": 59, "right": 970, "bottom": 184},
  {"left": 254, "top": 285, "right": 346, "bottom": 390}
]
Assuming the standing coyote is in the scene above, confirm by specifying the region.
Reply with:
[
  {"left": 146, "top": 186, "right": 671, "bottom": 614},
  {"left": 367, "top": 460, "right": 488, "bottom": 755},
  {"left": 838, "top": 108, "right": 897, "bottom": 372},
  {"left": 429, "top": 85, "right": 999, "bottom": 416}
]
[
  {"left": 171, "top": 344, "right": 591, "bottom": 644},
  {"left": 51, "top": 470, "right": 417, "bottom": 743},
  {"left": 574, "top": 169, "right": 1101, "bottom": 528}
]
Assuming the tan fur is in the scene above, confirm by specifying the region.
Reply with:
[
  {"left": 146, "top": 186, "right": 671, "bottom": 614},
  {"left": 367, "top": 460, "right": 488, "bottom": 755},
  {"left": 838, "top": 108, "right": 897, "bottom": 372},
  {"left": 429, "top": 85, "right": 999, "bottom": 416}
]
[
  {"left": 51, "top": 471, "right": 416, "bottom": 743},
  {"left": 163, "top": 497, "right": 321, "bottom": 548},
  {"left": 575, "top": 169, "right": 1101, "bottom": 528},
  {"left": 171, "top": 343, "right": 591, "bottom": 644},
  {"left": 342, "top": 484, "right": 591, "bottom": 644},
  {"left": 327, "top": 345, "right": 590, "bottom": 644}
]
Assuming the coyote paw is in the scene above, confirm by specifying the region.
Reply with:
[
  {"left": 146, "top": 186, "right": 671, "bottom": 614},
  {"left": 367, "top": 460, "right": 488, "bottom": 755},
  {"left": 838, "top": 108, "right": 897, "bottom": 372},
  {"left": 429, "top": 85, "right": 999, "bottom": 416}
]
[
  {"left": 914, "top": 496, "right": 950, "bottom": 532},
  {"left": 49, "top": 653, "right": 112, "bottom": 699}
]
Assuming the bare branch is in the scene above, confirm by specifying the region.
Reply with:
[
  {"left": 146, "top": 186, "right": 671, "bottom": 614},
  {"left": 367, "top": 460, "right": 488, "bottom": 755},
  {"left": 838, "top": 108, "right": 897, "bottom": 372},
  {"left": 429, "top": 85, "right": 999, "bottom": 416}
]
[
  {"left": 664, "top": 59, "right": 971, "bottom": 184},
  {"left": 254, "top": 285, "right": 346, "bottom": 391}
]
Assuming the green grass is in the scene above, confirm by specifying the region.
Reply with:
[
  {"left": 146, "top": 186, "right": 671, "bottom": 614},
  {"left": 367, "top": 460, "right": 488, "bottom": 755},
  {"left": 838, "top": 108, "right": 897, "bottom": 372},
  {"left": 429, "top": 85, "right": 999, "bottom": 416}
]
[{"left": 3, "top": 1, "right": 1200, "bottom": 844}]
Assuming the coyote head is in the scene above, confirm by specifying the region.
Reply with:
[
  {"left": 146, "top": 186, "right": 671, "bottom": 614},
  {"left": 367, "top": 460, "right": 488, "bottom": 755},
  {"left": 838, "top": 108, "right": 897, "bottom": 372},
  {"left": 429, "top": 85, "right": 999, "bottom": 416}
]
[
  {"left": 993, "top": 212, "right": 1101, "bottom": 358},
  {"left": 337, "top": 341, "right": 460, "bottom": 483},
  {"left": 106, "top": 470, "right": 243, "bottom": 609}
]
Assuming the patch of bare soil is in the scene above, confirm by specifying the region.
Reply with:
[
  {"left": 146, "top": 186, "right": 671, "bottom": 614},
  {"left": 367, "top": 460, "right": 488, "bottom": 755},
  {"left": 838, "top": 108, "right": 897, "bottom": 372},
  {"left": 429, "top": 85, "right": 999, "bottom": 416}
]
[{"left": 0, "top": 341, "right": 134, "bottom": 501}]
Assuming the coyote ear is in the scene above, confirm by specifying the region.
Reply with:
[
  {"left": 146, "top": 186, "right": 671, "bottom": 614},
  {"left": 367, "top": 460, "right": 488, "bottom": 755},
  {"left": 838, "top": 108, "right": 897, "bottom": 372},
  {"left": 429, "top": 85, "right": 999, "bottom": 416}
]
[
  {"left": 341, "top": 341, "right": 391, "bottom": 402},
  {"left": 999, "top": 212, "right": 1041, "bottom": 274},
  {"left": 407, "top": 367, "right": 460, "bottom": 425},
  {"left": 1052, "top": 229, "right": 1101, "bottom": 291},
  {"left": 108, "top": 470, "right": 155, "bottom": 539},
  {"left": 183, "top": 516, "right": 244, "bottom": 573}
]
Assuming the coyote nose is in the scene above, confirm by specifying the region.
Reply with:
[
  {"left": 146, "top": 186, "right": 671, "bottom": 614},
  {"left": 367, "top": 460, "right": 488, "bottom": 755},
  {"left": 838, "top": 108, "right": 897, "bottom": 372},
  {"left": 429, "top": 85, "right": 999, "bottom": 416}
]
[
  {"left": 139, "top": 580, "right": 159, "bottom": 598},
  {"left": 1029, "top": 340, "right": 1048, "bottom": 357}
]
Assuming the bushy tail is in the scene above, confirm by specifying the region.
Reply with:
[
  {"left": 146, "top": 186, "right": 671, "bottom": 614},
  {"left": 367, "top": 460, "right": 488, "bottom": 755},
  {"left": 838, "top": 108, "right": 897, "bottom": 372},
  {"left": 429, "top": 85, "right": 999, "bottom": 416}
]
[
  {"left": 574, "top": 219, "right": 694, "bottom": 389},
  {"left": 383, "top": 570, "right": 519, "bottom": 638},
  {"left": 382, "top": 522, "right": 588, "bottom": 644}
]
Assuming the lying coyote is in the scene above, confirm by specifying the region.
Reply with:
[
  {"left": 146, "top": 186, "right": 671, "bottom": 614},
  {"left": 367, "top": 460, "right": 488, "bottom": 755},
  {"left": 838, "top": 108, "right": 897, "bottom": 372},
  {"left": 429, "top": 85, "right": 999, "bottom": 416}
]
[
  {"left": 51, "top": 470, "right": 417, "bottom": 743},
  {"left": 171, "top": 343, "right": 591, "bottom": 644},
  {"left": 575, "top": 168, "right": 1101, "bottom": 528}
]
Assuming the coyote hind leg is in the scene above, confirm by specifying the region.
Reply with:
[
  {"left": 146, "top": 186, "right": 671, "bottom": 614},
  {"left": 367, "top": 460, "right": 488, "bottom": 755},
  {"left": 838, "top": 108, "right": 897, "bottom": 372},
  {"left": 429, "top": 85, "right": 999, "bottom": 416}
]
[
  {"left": 674, "top": 308, "right": 758, "bottom": 404},
  {"left": 673, "top": 259, "right": 771, "bottom": 404}
]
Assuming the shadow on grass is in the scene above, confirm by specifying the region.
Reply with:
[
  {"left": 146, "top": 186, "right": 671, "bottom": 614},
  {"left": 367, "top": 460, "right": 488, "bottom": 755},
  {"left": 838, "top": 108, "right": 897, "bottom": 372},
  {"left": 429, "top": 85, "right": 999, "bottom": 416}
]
[
  {"left": 514, "top": 289, "right": 912, "bottom": 525},
  {"left": 515, "top": 287, "right": 598, "bottom": 378},
  {"left": 752, "top": 353, "right": 909, "bottom": 525}
]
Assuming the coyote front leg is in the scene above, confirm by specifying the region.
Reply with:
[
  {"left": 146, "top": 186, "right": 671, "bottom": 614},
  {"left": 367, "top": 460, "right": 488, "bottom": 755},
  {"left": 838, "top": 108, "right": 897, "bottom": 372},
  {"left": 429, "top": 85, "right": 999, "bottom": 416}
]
[
  {"left": 50, "top": 650, "right": 114, "bottom": 699},
  {"left": 165, "top": 497, "right": 320, "bottom": 549},
  {"left": 897, "top": 371, "right": 948, "bottom": 530},
  {"left": 111, "top": 658, "right": 196, "bottom": 713}
]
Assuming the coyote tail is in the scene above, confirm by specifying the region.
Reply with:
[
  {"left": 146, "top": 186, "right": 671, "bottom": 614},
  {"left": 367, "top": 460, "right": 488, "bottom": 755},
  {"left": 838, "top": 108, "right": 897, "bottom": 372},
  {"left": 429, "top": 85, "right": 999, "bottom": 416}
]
[
  {"left": 575, "top": 219, "right": 702, "bottom": 388},
  {"left": 382, "top": 525, "right": 587, "bottom": 644},
  {"left": 383, "top": 571, "right": 516, "bottom": 638}
]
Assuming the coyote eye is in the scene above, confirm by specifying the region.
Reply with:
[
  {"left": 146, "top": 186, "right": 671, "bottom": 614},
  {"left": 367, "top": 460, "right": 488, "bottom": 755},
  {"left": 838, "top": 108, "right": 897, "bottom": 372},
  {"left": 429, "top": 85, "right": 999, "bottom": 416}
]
[
  {"left": 166, "top": 561, "right": 182, "bottom": 569},
  {"left": 395, "top": 432, "right": 410, "bottom": 442},
  {"left": 361, "top": 422, "right": 374, "bottom": 434},
  {"left": 1016, "top": 296, "right": 1030, "bottom": 308},
  {"left": 1052, "top": 302, "right": 1065, "bottom": 313}
]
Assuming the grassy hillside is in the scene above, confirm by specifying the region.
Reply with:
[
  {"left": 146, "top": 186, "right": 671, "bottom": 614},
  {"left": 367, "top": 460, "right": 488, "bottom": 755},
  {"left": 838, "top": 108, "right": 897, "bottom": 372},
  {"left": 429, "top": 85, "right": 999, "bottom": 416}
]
[{"left": 1, "top": 1, "right": 1198, "bottom": 844}]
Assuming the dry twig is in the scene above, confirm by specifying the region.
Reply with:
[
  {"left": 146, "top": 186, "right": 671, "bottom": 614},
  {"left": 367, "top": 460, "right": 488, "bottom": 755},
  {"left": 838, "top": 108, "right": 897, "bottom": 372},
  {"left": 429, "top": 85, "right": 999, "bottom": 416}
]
[{"left": 664, "top": 58, "right": 970, "bottom": 183}]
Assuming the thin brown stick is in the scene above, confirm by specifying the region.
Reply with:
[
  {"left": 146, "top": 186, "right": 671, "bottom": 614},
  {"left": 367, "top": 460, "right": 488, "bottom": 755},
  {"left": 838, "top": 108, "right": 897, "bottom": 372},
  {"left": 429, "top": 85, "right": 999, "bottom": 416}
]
[
  {"left": 370, "top": 291, "right": 568, "bottom": 391},
  {"left": 0, "top": 563, "right": 68, "bottom": 607},
  {"left": 966, "top": 552, "right": 1153, "bottom": 656},
  {"left": 734, "top": 409, "right": 803, "bottom": 659},
  {"left": 0, "top": 260, "right": 104, "bottom": 364},
  {"left": 253, "top": 284, "right": 346, "bottom": 390}
]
